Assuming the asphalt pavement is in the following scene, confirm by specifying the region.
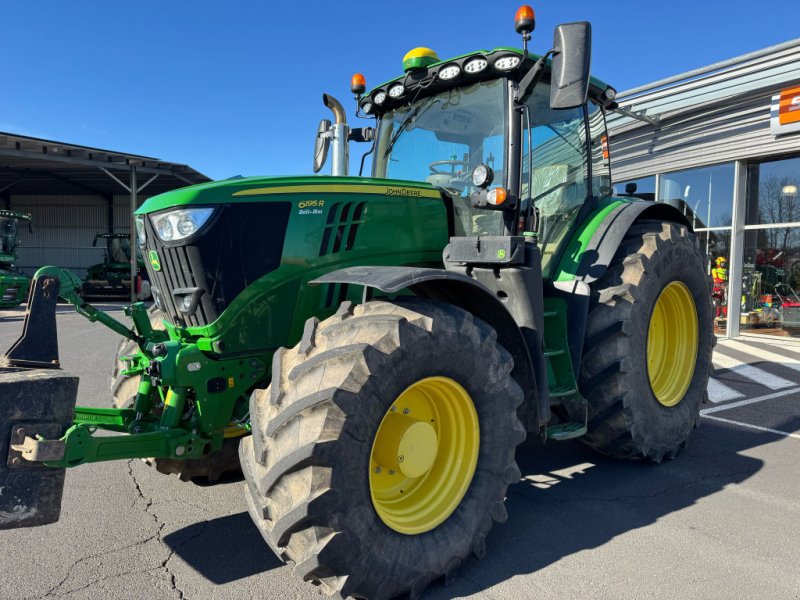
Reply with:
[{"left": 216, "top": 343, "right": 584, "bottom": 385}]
[{"left": 1, "top": 305, "right": 799, "bottom": 600}]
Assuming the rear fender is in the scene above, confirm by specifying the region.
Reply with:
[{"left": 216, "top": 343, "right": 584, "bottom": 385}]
[
  {"left": 311, "top": 266, "right": 541, "bottom": 430},
  {"left": 551, "top": 198, "right": 692, "bottom": 373}
]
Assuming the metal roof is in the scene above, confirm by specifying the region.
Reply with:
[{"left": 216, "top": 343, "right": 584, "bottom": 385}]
[{"left": 0, "top": 131, "right": 210, "bottom": 197}]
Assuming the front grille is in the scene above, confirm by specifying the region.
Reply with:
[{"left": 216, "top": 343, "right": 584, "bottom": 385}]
[
  {"left": 2, "top": 287, "right": 19, "bottom": 302},
  {"left": 144, "top": 202, "right": 291, "bottom": 327}
]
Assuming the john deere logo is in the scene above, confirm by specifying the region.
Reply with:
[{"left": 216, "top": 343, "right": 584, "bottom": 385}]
[{"left": 148, "top": 250, "right": 161, "bottom": 271}]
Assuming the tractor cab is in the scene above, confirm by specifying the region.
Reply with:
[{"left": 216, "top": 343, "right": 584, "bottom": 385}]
[
  {"left": 318, "top": 22, "right": 617, "bottom": 278},
  {"left": 82, "top": 233, "right": 149, "bottom": 300},
  {"left": 0, "top": 210, "right": 32, "bottom": 308},
  {"left": 93, "top": 232, "right": 134, "bottom": 266},
  {"left": 0, "top": 209, "right": 31, "bottom": 263}
]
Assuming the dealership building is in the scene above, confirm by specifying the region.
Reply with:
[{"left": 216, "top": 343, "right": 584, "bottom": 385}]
[{"left": 608, "top": 39, "right": 800, "bottom": 339}]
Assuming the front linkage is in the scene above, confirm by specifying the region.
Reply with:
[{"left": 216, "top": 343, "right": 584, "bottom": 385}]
[{"left": 5, "top": 266, "right": 264, "bottom": 469}]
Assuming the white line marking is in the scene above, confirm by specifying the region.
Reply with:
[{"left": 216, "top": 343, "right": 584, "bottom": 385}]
[
  {"left": 706, "top": 377, "right": 745, "bottom": 403},
  {"left": 701, "top": 414, "right": 800, "bottom": 439},
  {"left": 719, "top": 340, "right": 800, "bottom": 371},
  {"left": 712, "top": 352, "right": 795, "bottom": 389},
  {"left": 701, "top": 386, "right": 800, "bottom": 414}
]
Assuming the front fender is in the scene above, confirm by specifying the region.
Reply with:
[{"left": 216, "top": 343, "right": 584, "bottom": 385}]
[{"left": 311, "top": 266, "right": 541, "bottom": 429}]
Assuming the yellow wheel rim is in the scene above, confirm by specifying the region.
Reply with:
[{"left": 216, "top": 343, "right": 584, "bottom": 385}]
[
  {"left": 647, "top": 281, "right": 699, "bottom": 407},
  {"left": 369, "top": 376, "right": 479, "bottom": 535}
]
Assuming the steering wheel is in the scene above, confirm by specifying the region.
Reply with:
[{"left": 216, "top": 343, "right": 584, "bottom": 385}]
[{"left": 429, "top": 159, "right": 468, "bottom": 175}]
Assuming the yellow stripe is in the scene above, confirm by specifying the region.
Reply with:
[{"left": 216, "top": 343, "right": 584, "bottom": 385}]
[{"left": 232, "top": 184, "right": 440, "bottom": 199}]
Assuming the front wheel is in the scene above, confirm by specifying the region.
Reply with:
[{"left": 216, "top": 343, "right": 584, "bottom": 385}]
[
  {"left": 578, "top": 221, "right": 714, "bottom": 461},
  {"left": 240, "top": 298, "right": 525, "bottom": 599}
]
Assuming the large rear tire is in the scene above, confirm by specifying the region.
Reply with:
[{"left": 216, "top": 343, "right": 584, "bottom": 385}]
[
  {"left": 240, "top": 298, "right": 525, "bottom": 599},
  {"left": 578, "top": 221, "right": 713, "bottom": 461},
  {"left": 111, "top": 305, "right": 242, "bottom": 483}
]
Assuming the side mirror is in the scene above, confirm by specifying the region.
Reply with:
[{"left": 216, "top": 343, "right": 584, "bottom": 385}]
[
  {"left": 313, "top": 119, "right": 332, "bottom": 173},
  {"left": 550, "top": 22, "right": 592, "bottom": 110}
]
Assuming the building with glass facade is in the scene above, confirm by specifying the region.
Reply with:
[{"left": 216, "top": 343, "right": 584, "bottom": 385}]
[{"left": 608, "top": 39, "right": 800, "bottom": 339}]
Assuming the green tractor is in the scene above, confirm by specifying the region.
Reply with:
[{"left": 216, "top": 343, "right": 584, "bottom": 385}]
[
  {"left": 81, "top": 232, "right": 151, "bottom": 301},
  {"left": 1, "top": 8, "right": 713, "bottom": 599},
  {"left": 0, "top": 209, "right": 32, "bottom": 309}
]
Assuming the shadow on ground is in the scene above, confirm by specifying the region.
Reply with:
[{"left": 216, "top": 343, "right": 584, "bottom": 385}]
[
  {"left": 163, "top": 511, "right": 282, "bottom": 584},
  {"left": 162, "top": 417, "right": 778, "bottom": 594},
  {"left": 425, "top": 417, "right": 776, "bottom": 598}
]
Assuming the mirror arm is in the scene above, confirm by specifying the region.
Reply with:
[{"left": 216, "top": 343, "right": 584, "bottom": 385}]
[{"left": 514, "top": 49, "right": 554, "bottom": 105}]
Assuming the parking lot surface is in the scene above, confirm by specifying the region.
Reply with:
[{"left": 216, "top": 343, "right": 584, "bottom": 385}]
[{"left": 1, "top": 306, "right": 799, "bottom": 600}]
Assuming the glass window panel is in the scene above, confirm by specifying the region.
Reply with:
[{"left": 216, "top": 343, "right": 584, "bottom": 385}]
[
  {"left": 745, "top": 156, "right": 800, "bottom": 226},
  {"left": 658, "top": 164, "right": 734, "bottom": 229},
  {"left": 612, "top": 176, "right": 655, "bottom": 200},
  {"left": 696, "top": 229, "right": 732, "bottom": 276},
  {"left": 741, "top": 227, "right": 800, "bottom": 336}
]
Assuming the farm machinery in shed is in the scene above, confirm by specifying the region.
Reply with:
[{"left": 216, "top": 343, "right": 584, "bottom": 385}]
[
  {"left": 81, "top": 232, "right": 151, "bottom": 301},
  {"left": 0, "top": 7, "right": 713, "bottom": 599},
  {"left": 0, "top": 209, "right": 31, "bottom": 309}
]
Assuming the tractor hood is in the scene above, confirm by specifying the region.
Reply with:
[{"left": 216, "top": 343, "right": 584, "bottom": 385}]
[{"left": 136, "top": 175, "right": 441, "bottom": 214}]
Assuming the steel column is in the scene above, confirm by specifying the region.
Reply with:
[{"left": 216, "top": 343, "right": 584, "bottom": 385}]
[
  {"left": 726, "top": 160, "right": 747, "bottom": 339},
  {"left": 130, "top": 166, "right": 137, "bottom": 303}
]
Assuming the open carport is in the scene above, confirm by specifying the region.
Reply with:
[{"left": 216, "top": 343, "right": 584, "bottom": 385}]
[{"left": 0, "top": 132, "right": 209, "bottom": 299}]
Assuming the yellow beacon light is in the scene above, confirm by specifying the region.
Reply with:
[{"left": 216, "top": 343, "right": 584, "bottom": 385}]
[{"left": 402, "top": 47, "right": 439, "bottom": 72}]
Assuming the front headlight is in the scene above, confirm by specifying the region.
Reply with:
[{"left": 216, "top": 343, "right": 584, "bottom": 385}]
[
  {"left": 135, "top": 216, "right": 146, "bottom": 247},
  {"left": 151, "top": 207, "right": 215, "bottom": 243}
]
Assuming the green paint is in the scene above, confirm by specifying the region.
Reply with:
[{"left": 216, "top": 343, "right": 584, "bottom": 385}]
[
  {"left": 551, "top": 198, "right": 630, "bottom": 283},
  {"left": 135, "top": 175, "right": 441, "bottom": 214},
  {"left": 403, "top": 54, "right": 439, "bottom": 72},
  {"left": 148, "top": 250, "right": 161, "bottom": 271}
]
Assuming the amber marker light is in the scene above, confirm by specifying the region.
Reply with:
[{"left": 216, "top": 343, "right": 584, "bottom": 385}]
[
  {"left": 351, "top": 73, "right": 366, "bottom": 96},
  {"left": 487, "top": 187, "right": 508, "bottom": 206},
  {"left": 515, "top": 5, "right": 536, "bottom": 35}
]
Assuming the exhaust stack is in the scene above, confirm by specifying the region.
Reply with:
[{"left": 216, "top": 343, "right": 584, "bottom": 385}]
[{"left": 322, "top": 94, "right": 349, "bottom": 176}]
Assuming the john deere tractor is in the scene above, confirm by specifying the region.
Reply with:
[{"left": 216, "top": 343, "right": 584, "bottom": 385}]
[
  {"left": 1, "top": 8, "right": 713, "bottom": 599},
  {"left": 0, "top": 209, "right": 32, "bottom": 309},
  {"left": 81, "top": 232, "right": 151, "bottom": 301}
]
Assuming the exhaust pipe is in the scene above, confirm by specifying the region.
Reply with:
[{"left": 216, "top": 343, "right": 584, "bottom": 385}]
[{"left": 322, "top": 94, "right": 349, "bottom": 176}]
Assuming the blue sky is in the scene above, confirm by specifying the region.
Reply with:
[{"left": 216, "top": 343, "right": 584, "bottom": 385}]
[{"left": 2, "top": 1, "right": 798, "bottom": 181}]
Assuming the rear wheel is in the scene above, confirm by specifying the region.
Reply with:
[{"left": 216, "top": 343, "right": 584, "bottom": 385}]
[
  {"left": 578, "top": 222, "right": 713, "bottom": 461},
  {"left": 240, "top": 298, "right": 525, "bottom": 599},
  {"left": 111, "top": 305, "right": 243, "bottom": 483}
]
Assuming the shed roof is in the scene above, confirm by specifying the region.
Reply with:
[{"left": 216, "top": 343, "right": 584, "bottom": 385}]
[{"left": 0, "top": 131, "right": 210, "bottom": 197}]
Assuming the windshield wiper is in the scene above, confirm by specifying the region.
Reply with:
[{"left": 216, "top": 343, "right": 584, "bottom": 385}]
[{"left": 383, "top": 98, "right": 439, "bottom": 158}]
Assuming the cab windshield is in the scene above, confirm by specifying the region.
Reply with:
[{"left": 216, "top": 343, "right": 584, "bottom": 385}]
[
  {"left": 0, "top": 217, "right": 19, "bottom": 256},
  {"left": 373, "top": 79, "right": 508, "bottom": 236}
]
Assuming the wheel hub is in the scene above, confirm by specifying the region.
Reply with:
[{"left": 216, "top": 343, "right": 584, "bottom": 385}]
[
  {"left": 647, "top": 281, "right": 699, "bottom": 407},
  {"left": 373, "top": 413, "right": 438, "bottom": 478},
  {"left": 369, "top": 376, "right": 479, "bottom": 535}
]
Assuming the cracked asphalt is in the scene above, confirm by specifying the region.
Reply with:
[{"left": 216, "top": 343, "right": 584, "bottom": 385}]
[{"left": 2, "top": 305, "right": 800, "bottom": 599}]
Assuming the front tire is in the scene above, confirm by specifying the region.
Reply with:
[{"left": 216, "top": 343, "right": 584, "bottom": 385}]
[
  {"left": 240, "top": 298, "right": 525, "bottom": 599},
  {"left": 578, "top": 221, "right": 713, "bottom": 461}
]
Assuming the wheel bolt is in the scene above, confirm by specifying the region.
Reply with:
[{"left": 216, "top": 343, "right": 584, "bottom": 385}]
[
  {"left": 402, "top": 408, "right": 410, "bottom": 415},
  {"left": 388, "top": 470, "right": 395, "bottom": 475},
  {"left": 390, "top": 406, "right": 397, "bottom": 412},
  {"left": 374, "top": 466, "right": 381, "bottom": 474}
]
